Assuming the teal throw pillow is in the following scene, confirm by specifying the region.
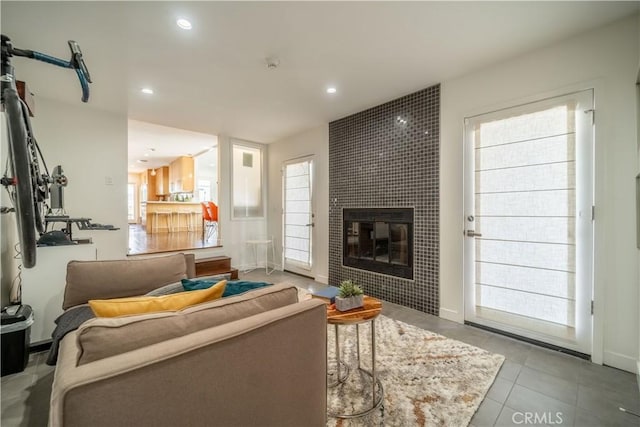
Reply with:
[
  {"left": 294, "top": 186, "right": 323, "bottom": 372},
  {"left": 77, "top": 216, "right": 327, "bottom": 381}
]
[
  {"left": 181, "top": 278, "right": 221, "bottom": 291},
  {"left": 182, "top": 279, "right": 272, "bottom": 297},
  {"left": 222, "top": 281, "right": 272, "bottom": 297}
]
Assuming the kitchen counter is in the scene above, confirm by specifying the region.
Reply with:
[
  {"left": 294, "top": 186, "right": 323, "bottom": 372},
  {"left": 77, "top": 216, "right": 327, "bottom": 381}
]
[{"left": 146, "top": 201, "right": 203, "bottom": 233}]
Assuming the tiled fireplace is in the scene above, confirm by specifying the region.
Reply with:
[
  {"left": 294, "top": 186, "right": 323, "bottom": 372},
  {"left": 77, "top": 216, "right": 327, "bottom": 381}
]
[{"left": 329, "top": 84, "right": 440, "bottom": 315}]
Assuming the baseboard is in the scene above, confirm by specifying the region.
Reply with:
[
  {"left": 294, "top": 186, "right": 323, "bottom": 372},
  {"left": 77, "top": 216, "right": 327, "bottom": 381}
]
[
  {"left": 637, "top": 361, "right": 640, "bottom": 394},
  {"left": 315, "top": 275, "right": 329, "bottom": 284},
  {"left": 29, "top": 340, "right": 52, "bottom": 353},
  {"left": 439, "top": 307, "right": 463, "bottom": 323},
  {"left": 603, "top": 350, "right": 638, "bottom": 373}
]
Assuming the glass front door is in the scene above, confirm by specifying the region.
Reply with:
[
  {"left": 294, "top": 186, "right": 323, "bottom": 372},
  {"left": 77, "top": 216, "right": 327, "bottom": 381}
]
[
  {"left": 463, "top": 90, "right": 594, "bottom": 354},
  {"left": 283, "top": 157, "right": 313, "bottom": 274}
]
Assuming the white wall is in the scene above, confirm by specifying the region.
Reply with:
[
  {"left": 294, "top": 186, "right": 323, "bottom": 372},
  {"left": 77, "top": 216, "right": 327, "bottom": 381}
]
[
  {"left": 267, "top": 125, "right": 329, "bottom": 283},
  {"left": 0, "top": 115, "right": 20, "bottom": 306},
  {"left": 636, "top": 12, "right": 640, "bottom": 380},
  {"left": 0, "top": 97, "right": 128, "bottom": 304},
  {"left": 440, "top": 15, "right": 639, "bottom": 372},
  {"left": 30, "top": 98, "right": 129, "bottom": 259}
]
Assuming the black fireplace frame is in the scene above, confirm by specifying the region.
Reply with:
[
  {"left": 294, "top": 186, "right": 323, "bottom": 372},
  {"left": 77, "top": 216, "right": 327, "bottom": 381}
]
[{"left": 342, "top": 208, "right": 414, "bottom": 279}]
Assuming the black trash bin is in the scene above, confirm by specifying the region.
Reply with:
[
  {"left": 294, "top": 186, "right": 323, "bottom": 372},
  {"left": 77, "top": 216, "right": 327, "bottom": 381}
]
[{"left": 1, "top": 305, "right": 34, "bottom": 376}]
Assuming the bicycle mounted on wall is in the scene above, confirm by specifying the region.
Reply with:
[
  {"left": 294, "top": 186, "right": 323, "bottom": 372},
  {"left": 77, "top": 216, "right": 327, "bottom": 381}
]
[{"left": 0, "top": 35, "right": 114, "bottom": 268}]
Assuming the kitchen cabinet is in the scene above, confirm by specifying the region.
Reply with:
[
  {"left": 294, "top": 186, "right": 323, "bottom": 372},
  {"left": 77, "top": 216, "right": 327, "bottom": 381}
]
[
  {"left": 170, "top": 156, "right": 194, "bottom": 193},
  {"left": 155, "top": 166, "right": 169, "bottom": 195},
  {"left": 145, "top": 169, "right": 157, "bottom": 201}
]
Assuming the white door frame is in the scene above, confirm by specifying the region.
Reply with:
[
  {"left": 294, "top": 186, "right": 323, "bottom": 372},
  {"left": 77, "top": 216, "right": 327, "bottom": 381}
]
[{"left": 462, "top": 89, "right": 595, "bottom": 355}]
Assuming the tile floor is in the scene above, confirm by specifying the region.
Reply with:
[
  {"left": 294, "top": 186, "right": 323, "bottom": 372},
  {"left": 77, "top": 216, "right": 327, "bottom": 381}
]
[{"left": 2, "top": 270, "right": 639, "bottom": 426}]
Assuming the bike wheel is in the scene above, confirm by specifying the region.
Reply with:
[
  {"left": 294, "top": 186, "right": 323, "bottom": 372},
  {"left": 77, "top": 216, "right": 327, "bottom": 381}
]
[
  {"left": 4, "top": 87, "right": 37, "bottom": 268},
  {"left": 20, "top": 102, "right": 46, "bottom": 235}
]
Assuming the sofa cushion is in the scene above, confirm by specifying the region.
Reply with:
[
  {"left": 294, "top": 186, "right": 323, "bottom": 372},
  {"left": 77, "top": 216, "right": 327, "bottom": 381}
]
[
  {"left": 75, "top": 283, "right": 299, "bottom": 365},
  {"left": 63, "top": 254, "right": 190, "bottom": 310},
  {"left": 88, "top": 280, "right": 227, "bottom": 317},
  {"left": 144, "top": 281, "right": 185, "bottom": 297}
]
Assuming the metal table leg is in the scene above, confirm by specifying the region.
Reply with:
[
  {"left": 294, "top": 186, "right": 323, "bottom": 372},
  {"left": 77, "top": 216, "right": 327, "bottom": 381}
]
[
  {"left": 328, "top": 323, "right": 349, "bottom": 387},
  {"left": 328, "top": 319, "right": 384, "bottom": 419}
]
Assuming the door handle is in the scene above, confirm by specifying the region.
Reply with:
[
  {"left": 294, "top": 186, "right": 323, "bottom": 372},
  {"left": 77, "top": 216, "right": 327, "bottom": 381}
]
[
  {"left": 465, "top": 230, "right": 482, "bottom": 237},
  {"left": 305, "top": 223, "right": 315, "bottom": 227}
]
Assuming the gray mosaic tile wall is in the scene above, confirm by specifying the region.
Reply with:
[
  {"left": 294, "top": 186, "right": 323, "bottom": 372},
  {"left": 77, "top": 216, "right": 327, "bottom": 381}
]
[{"left": 328, "top": 84, "right": 440, "bottom": 315}]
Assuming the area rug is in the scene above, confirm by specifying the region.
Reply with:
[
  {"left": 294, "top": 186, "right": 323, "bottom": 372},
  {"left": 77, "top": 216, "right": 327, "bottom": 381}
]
[{"left": 298, "top": 290, "right": 505, "bottom": 426}]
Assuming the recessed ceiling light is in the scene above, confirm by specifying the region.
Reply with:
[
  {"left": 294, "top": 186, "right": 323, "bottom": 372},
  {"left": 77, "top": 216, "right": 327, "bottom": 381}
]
[
  {"left": 326, "top": 87, "right": 337, "bottom": 94},
  {"left": 144, "top": 153, "right": 150, "bottom": 157},
  {"left": 177, "top": 18, "right": 192, "bottom": 30},
  {"left": 141, "top": 88, "right": 154, "bottom": 95}
]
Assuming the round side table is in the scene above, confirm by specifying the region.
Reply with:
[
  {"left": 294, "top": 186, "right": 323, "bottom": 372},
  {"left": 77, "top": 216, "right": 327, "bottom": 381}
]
[{"left": 326, "top": 296, "right": 384, "bottom": 419}]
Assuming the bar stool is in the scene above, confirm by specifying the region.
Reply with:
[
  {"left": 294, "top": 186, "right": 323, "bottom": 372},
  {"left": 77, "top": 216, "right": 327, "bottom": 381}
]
[
  {"left": 153, "top": 209, "right": 173, "bottom": 233},
  {"left": 201, "top": 202, "right": 218, "bottom": 241},
  {"left": 206, "top": 202, "right": 219, "bottom": 240},
  {"left": 174, "top": 208, "right": 196, "bottom": 232}
]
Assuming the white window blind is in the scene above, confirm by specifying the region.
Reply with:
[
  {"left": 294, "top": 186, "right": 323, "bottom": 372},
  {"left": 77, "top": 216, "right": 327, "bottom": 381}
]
[
  {"left": 473, "top": 103, "right": 577, "bottom": 327},
  {"left": 284, "top": 160, "right": 312, "bottom": 265}
]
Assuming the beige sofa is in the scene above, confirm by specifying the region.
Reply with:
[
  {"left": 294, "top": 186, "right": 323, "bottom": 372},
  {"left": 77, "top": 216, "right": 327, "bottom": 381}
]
[{"left": 49, "top": 254, "right": 327, "bottom": 427}]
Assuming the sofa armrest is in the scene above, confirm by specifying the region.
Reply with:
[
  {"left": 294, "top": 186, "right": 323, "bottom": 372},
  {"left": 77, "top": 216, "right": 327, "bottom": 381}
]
[
  {"left": 63, "top": 254, "right": 193, "bottom": 309},
  {"left": 50, "top": 299, "right": 327, "bottom": 427}
]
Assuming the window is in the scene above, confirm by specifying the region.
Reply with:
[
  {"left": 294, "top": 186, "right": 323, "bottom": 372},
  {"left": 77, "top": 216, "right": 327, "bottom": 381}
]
[
  {"left": 127, "top": 183, "right": 136, "bottom": 222},
  {"left": 198, "top": 179, "right": 211, "bottom": 202},
  {"left": 232, "top": 142, "right": 264, "bottom": 218}
]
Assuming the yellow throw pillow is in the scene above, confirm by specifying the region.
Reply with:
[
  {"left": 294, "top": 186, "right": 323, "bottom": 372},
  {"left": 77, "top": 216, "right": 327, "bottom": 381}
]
[{"left": 89, "top": 280, "right": 227, "bottom": 317}]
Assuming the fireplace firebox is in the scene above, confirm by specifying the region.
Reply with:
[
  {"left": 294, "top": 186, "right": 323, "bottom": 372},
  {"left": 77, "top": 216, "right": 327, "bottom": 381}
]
[{"left": 343, "top": 208, "right": 413, "bottom": 279}]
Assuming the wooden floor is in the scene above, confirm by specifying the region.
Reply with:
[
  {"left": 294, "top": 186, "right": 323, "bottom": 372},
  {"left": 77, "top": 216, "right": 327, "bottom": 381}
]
[{"left": 128, "top": 224, "right": 220, "bottom": 255}]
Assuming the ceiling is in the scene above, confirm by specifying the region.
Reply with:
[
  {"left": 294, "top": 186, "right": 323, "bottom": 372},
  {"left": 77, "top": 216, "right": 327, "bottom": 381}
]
[{"left": 1, "top": 1, "right": 638, "bottom": 148}]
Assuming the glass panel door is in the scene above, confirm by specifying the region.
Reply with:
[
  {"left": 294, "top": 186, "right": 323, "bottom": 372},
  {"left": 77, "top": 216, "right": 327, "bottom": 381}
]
[
  {"left": 283, "top": 157, "right": 313, "bottom": 273},
  {"left": 464, "top": 90, "right": 594, "bottom": 354}
]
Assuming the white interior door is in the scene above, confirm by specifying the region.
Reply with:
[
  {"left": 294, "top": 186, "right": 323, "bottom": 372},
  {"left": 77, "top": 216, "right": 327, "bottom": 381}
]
[
  {"left": 463, "top": 90, "right": 594, "bottom": 354},
  {"left": 283, "top": 157, "right": 314, "bottom": 275}
]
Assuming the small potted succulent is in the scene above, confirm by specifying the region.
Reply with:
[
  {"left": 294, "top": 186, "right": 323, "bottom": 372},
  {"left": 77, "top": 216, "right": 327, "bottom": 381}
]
[{"left": 335, "top": 279, "right": 364, "bottom": 312}]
